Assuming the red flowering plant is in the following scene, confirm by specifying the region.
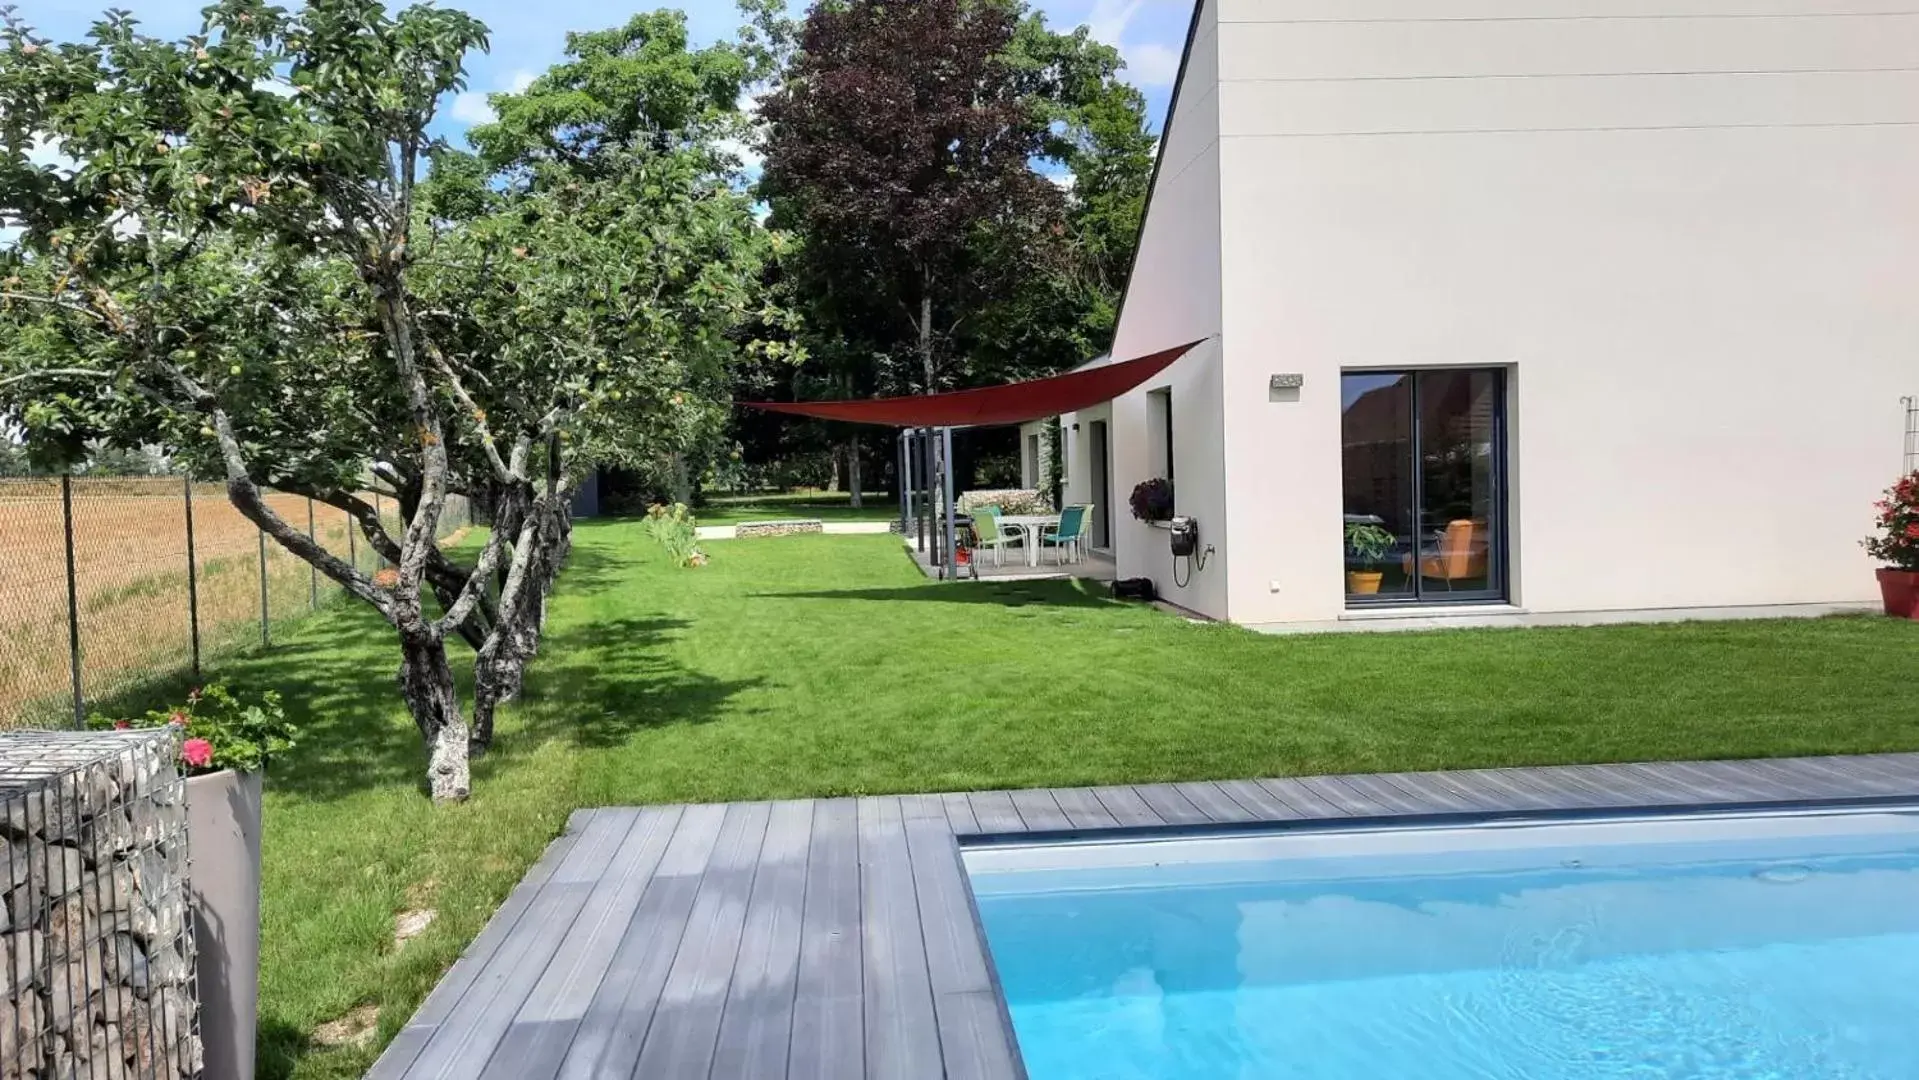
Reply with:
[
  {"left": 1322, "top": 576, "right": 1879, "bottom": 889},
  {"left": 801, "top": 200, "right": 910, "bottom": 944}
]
[
  {"left": 91, "top": 683, "right": 296, "bottom": 777},
  {"left": 1863, "top": 471, "right": 1919, "bottom": 572}
]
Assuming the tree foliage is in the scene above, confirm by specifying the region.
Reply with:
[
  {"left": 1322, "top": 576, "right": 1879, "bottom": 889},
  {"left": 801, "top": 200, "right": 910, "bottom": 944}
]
[{"left": 0, "top": 0, "right": 784, "bottom": 798}]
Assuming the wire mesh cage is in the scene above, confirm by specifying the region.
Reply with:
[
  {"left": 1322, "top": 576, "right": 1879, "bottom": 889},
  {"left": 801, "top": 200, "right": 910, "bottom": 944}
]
[
  {"left": 1904, "top": 396, "right": 1917, "bottom": 473},
  {"left": 0, "top": 729, "right": 200, "bottom": 1078}
]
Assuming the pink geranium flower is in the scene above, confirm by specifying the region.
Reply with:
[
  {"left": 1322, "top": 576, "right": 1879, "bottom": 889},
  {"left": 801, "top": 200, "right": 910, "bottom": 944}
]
[
  {"left": 113, "top": 720, "right": 131, "bottom": 730},
  {"left": 180, "top": 738, "right": 215, "bottom": 769},
  {"left": 167, "top": 710, "right": 188, "bottom": 727}
]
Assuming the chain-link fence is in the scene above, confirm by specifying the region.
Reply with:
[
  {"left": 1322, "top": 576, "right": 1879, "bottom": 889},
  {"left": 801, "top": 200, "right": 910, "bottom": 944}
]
[{"left": 0, "top": 478, "right": 473, "bottom": 727}]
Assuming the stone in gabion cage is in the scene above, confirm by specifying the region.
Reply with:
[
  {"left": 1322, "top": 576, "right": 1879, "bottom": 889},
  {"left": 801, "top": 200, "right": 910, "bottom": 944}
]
[{"left": 0, "top": 730, "right": 200, "bottom": 1079}]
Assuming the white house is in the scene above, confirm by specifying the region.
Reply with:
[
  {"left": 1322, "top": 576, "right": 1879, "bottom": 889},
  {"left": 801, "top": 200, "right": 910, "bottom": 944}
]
[{"left": 1028, "top": 0, "right": 1919, "bottom": 629}]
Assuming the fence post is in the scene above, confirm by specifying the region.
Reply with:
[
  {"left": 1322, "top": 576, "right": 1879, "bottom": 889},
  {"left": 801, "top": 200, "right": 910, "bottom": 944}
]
[
  {"left": 61, "top": 475, "right": 83, "bottom": 728},
  {"left": 184, "top": 479, "right": 201, "bottom": 679},
  {"left": 257, "top": 530, "right": 270, "bottom": 649},
  {"left": 307, "top": 498, "right": 318, "bottom": 610}
]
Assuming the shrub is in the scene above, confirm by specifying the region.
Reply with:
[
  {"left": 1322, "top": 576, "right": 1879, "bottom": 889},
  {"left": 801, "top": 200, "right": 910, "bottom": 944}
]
[
  {"left": 643, "top": 503, "right": 706, "bottom": 567},
  {"left": 957, "top": 489, "right": 1052, "bottom": 515},
  {"left": 92, "top": 683, "right": 296, "bottom": 776},
  {"left": 1863, "top": 471, "right": 1919, "bottom": 571},
  {"left": 1129, "top": 478, "right": 1174, "bottom": 522}
]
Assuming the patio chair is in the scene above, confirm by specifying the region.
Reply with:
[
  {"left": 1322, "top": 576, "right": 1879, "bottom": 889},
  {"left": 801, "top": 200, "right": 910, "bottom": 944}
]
[
  {"left": 969, "top": 504, "right": 1024, "bottom": 567},
  {"left": 1400, "top": 519, "right": 1489, "bottom": 590},
  {"left": 1041, "top": 505, "right": 1090, "bottom": 565}
]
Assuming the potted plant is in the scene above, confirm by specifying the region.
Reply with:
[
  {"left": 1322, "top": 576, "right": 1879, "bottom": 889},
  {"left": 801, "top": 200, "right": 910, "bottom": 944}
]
[
  {"left": 1863, "top": 471, "right": 1919, "bottom": 618},
  {"left": 1344, "top": 522, "right": 1396, "bottom": 594},
  {"left": 1129, "top": 477, "right": 1174, "bottom": 522},
  {"left": 97, "top": 684, "right": 295, "bottom": 1080}
]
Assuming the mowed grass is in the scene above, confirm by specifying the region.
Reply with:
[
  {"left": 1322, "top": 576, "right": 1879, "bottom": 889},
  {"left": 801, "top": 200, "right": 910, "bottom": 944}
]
[{"left": 228, "top": 521, "right": 1919, "bottom": 1077}]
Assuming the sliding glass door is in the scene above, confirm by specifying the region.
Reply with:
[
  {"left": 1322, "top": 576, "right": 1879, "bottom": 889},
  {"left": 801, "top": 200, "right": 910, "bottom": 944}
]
[{"left": 1341, "top": 369, "right": 1506, "bottom": 605}]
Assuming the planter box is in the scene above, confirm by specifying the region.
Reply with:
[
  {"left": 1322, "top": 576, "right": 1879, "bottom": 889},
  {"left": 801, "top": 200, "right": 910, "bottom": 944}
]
[
  {"left": 1877, "top": 567, "right": 1919, "bottom": 619},
  {"left": 186, "top": 769, "right": 261, "bottom": 1080}
]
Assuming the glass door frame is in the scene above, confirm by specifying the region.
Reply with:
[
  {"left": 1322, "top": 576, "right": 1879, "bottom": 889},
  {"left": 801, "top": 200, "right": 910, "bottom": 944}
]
[{"left": 1343, "top": 366, "right": 1510, "bottom": 608}]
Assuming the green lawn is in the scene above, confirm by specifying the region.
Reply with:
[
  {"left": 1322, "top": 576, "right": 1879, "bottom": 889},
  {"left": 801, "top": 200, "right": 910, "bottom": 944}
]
[{"left": 226, "top": 521, "right": 1919, "bottom": 1078}]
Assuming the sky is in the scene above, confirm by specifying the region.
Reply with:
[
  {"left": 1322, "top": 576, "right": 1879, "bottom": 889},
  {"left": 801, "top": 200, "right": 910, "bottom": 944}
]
[{"left": 20, "top": 0, "right": 1192, "bottom": 142}]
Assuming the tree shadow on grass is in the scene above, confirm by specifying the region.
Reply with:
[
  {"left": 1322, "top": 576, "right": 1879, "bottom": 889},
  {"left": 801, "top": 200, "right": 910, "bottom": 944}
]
[
  {"left": 513, "top": 615, "right": 762, "bottom": 751},
  {"left": 760, "top": 579, "right": 1122, "bottom": 609}
]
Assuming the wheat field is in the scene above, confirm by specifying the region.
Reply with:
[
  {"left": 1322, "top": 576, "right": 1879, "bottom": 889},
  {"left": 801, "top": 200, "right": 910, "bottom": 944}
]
[{"left": 0, "top": 478, "right": 428, "bottom": 725}]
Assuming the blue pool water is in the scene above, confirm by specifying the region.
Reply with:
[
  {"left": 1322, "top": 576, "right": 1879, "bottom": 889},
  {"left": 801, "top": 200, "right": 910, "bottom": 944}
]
[{"left": 964, "top": 807, "right": 1919, "bottom": 1080}]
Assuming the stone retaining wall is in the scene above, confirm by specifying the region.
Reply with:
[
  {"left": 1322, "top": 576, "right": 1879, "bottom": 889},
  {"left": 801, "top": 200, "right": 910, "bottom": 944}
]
[
  {"left": 734, "top": 520, "right": 824, "bottom": 539},
  {"left": 0, "top": 730, "right": 200, "bottom": 1079}
]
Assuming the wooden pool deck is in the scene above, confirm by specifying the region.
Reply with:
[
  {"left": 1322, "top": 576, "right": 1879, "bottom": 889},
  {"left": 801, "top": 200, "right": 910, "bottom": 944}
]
[{"left": 368, "top": 752, "right": 1919, "bottom": 1080}]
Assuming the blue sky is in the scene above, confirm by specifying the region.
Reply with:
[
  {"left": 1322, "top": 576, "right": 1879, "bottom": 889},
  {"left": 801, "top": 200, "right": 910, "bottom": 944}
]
[{"left": 22, "top": 0, "right": 1190, "bottom": 140}]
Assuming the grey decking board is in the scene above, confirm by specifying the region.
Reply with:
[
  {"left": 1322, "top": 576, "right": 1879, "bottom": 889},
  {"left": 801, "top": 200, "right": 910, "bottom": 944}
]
[
  {"left": 1007, "top": 788, "right": 1073, "bottom": 832},
  {"left": 941, "top": 792, "right": 982, "bottom": 836},
  {"left": 934, "top": 990, "right": 1026, "bottom": 1080},
  {"left": 366, "top": 816, "right": 590, "bottom": 1080},
  {"left": 1256, "top": 776, "right": 1350, "bottom": 818},
  {"left": 788, "top": 798, "right": 864, "bottom": 1080},
  {"left": 1088, "top": 785, "right": 1165, "bottom": 826},
  {"left": 1131, "top": 783, "right": 1213, "bottom": 824},
  {"left": 1336, "top": 772, "right": 1432, "bottom": 815},
  {"left": 1378, "top": 771, "right": 1497, "bottom": 812},
  {"left": 478, "top": 806, "right": 684, "bottom": 1080},
  {"left": 376, "top": 754, "right": 1919, "bottom": 1080},
  {"left": 1049, "top": 787, "right": 1121, "bottom": 829},
  {"left": 631, "top": 801, "right": 774, "bottom": 1080},
  {"left": 901, "top": 793, "right": 950, "bottom": 823},
  {"left": 1213, "top": 778, "right": 1306, "bottom": 820},
  {"left": 710, "top": 801, "right": 815, "bottom": 1080},
  {"left": 1293, "top": 774, "right": 1397, "bottom": 816},
  {"left": 1173, "top": 781, "right": 1260, "bottom": 823},
  {"left": 857, "top": 797, "right": 945, "bottom": 1080},
  {"left": 968, "top": 790, "right": 1026, "bottom": 834},
  {"left": 406, "top": 809, "right": 641, "bottom": 1080},
  {"left": 553, "top": 802, "right": 729, "bottom": 1080}
]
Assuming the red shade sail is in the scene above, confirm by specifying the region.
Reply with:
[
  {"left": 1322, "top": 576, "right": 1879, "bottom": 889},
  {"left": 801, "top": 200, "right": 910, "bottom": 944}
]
[{"left": 740, "top": 339, "right": 1205, "bottom": 428}]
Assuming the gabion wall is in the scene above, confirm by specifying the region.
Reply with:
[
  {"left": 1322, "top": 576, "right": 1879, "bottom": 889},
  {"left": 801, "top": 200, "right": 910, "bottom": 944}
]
[{"left": 0, "top": 730, "right": 200, "bottom": 1079}]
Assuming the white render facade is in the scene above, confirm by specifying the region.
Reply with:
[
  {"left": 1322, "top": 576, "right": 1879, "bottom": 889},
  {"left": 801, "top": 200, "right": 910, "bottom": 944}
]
[{"left": 1051, "top": 0, "right": 1919, "bottom": 628}]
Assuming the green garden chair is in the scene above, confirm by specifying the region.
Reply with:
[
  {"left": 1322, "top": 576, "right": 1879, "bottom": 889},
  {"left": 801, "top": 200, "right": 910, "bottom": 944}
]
[
  {"left": 1041, "top": 504, "right": 1090, "bottom": 565},
  {"left": 970, "top": 504, "right": 1024, "bottom": 567}
]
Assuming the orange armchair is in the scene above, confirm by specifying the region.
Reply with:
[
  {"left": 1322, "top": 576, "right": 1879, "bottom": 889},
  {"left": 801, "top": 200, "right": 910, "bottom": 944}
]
[{"left": 1401, "top": 519, "right": 1488, "bottom": 587}]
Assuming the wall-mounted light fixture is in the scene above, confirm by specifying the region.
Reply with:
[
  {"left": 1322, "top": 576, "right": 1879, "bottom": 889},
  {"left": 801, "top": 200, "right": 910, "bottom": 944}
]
[{"left": 1269, "top": 373, "right": 1305, "bottom": 391}]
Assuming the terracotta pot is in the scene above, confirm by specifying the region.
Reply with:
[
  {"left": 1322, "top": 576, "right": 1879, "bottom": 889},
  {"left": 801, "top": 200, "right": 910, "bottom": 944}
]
[
  {"left": 1877, "top": 567, "right": 1919, "bottom": 619},
  {"left": 187, "top": 768, "right": 263, "bottom": 1080},
  {"left": 1347, "top": 570, "right": 1384, "bottom": 595}
]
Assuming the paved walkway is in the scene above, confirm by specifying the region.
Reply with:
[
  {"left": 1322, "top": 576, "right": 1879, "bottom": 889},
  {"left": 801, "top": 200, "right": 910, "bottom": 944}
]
[
  {"left": 696, "top": 521, "right": 895, "bottom": 540},
  {"left": 369, "top": 753, "right": 1919, "bottom": 1080}
]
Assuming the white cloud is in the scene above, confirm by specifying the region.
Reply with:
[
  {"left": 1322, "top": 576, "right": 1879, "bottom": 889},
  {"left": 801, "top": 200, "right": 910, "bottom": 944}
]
[
  {"left": 448, "top": 91, "right": 496, "bottom": 125},
  {"left": 716, "top": 90, "right": 765, "bottom": 178},
  {"left": 1086, "top": 0, "right": 1146, "bottom": 46},
  {"left": 1123, "top": 42, "right": 1181, "bottom": 87},
  {"left": 446, "top": 70, "right": 538, "bottom": 127}
]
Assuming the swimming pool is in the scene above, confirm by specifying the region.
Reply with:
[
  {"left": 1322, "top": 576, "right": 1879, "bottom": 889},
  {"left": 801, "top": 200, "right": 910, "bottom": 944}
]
[{"left": 963, "top": 805, "right": 1919, "bottom": 1080}]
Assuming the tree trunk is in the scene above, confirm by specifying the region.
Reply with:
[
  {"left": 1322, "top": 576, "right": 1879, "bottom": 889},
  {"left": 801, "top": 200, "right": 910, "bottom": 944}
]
[
  {"left": 396, "top": 627, "right": 470, "bottom": 802},
  {"left": 827, "top": 446, "right": 842, "bottom": 493},
  {"left": 847, "top": 436, "right": 863, "bottom": 508},
  {"left": 670, "top": 453, "right": 693, "bottom": 506}
]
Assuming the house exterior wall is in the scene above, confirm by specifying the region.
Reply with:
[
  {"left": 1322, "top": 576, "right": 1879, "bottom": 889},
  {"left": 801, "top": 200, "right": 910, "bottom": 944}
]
[
  {"left": 1093, "top": 0, "right": 1233, "bottom": 618},
  {"left": 1203, "top": 0, "right": 1919, "bottom": 625}
]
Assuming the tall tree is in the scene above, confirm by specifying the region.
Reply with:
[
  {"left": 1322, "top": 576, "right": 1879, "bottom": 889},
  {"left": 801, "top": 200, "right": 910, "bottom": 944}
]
[{"left": 759, "top": 0, "right": 1065, "bottom": 399}]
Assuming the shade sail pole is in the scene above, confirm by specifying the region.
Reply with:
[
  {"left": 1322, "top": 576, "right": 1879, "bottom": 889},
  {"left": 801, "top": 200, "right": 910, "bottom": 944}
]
[
  {"left": 896, "top": 431, "right": 909, "bottom": 538},
  {"left": 942, "top": 426, "right": 958, "bottom": 581}
]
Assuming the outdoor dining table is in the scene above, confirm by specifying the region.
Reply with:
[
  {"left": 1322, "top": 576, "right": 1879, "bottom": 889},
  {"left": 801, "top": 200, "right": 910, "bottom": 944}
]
[{"left": 997, "top": 513, "right": 1062, "bottom": 567}]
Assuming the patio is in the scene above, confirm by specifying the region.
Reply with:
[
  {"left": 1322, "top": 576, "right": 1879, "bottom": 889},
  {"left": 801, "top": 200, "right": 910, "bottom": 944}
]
[
  {"left": 368, "top": 752, "right": 1919, "bottom": 1080},
  {"left": 904, "top": 535, "right": 1116, "bottom": 584}
]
